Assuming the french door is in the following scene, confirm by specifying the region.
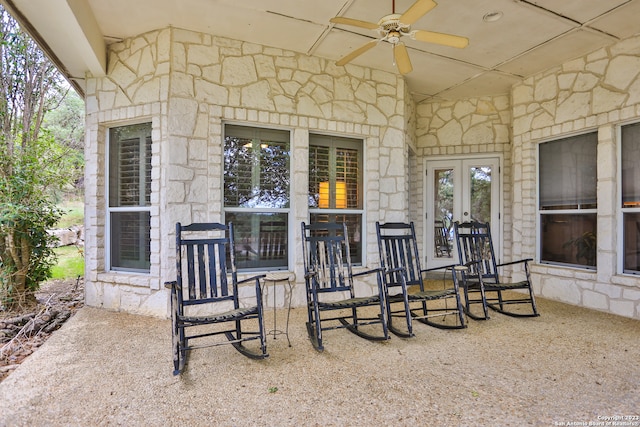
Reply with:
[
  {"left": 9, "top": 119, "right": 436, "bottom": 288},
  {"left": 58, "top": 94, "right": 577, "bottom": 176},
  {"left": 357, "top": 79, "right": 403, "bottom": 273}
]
[{"left": 425, "top": 157, "right": 501, "bottom": 269}]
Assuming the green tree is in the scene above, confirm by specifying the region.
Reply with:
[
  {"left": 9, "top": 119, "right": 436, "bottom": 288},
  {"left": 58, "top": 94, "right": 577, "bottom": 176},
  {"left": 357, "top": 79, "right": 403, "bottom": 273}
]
[
  {"left": 0, "top": 6, "right": 76, "bottom": 308},
  {"left": 43, "top": 89, "right": 85, "bottom": 199},
  {"left": 43, "top": 90, "right": 84, "bottom": 151}
]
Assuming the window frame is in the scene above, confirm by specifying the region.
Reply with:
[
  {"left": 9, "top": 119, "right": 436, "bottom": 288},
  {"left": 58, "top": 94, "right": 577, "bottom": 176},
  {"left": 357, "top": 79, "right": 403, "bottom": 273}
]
[
  {"left": 105, "top": 121, "right": 153, "bottom": 274},
  {"left": 308, "top": 133, "right": 365, "bottom": 265},
  {"left": 618, "top": 120, "right": 640, "bottom": 275},
  {"left": 537, "top": 130, "right": 598, "bottom": 270},
  {"left": 222, "top": 123, "right": 292, "bottom": 272}
]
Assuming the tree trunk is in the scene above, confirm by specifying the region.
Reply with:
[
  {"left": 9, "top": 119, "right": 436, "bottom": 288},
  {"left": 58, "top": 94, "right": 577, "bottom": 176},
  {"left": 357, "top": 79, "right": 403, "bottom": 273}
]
[{"left": 2, "top": 232, "right": 35, "bottom": 307}]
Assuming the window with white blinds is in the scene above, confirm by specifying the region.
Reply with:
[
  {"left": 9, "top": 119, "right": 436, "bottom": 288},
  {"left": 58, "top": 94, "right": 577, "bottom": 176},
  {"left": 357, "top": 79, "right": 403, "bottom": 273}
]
[
  {"left": 108, "top": 123, "right": 152, "bottom": 272},
  {"left": 538, "top": 132, "right": 597, "bottom": 269},
  {"left": 309, "top": 134, "right": 362, "bottom": 209},
  {"left": 224, "top": 124, "right": 291, "bottom": 271},
  {"left": 309, "top": 134, "right": 363, "bottom": 264},
  {"left": 539, "top": 133, "right": 597, "bottom": 210}
]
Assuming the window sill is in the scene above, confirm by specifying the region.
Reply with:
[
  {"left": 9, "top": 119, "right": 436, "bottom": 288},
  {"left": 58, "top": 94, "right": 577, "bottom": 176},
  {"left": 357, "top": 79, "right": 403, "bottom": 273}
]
[
  {"left": 96, "top": 271, "right": 155, "bottom": 289},
  {"left": 531, "top": 262, "right": 598, "bottom": 279},
  {"left": 611, "top": 274, "right": 640, "bottom": 289}
]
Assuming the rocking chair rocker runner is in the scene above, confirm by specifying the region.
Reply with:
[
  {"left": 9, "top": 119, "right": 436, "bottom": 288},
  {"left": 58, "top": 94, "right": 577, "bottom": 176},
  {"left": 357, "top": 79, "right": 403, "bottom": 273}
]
[
  {"left": 454, "top": 221, "right": 539, "bottom": 319},
  {"left": 301, "top": 222, "right": 390, "bottom": 351},
  {"left": 376, "top": 222, "right": 466, "bottom": 337},
  {"left": 165, "top": 222, "right": 268, "bottom": 376}
]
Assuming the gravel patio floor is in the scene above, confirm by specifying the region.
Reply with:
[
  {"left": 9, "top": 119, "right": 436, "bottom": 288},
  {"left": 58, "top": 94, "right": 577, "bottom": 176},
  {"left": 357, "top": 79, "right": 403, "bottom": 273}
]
[{"left": 0, "top": 296, "right": 638, "bottom": 427}]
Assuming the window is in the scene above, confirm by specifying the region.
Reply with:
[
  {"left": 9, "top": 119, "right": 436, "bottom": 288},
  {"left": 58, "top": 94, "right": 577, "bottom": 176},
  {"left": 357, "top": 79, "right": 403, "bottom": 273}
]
[
  {"left": 621, "top": 122, "right": 640, "bottom": 274},
  {"left": 308, "top": 134, "right": 363, "bottom": 264},
  {"left": 224, "top": 125, "right": 290, "bottom": 271},
  {"left": 539, "top": 132, "right": 597, "bottom": 269},
  {"left": 108, "top": 123, "right": 152, "bottom": 272}
]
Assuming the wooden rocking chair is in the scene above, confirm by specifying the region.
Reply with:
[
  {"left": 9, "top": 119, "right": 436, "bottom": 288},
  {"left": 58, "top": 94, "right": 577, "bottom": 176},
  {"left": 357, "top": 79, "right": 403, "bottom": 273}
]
[
  {"left": 301, "top": 221, "right": 389, "bottom": 351},
  {"left": 454, "top": 221, "right": 540, "bottom": 319},
  {"left": 165, "top": 222, "right": 268, "bottom": 375},
  {"left": 376, "top": 221, "right": 466, "bottom": 337}
]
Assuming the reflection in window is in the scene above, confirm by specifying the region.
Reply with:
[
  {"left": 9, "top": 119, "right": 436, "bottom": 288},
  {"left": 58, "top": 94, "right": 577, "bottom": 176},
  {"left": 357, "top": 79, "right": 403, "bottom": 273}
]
[
  {"left": 433, "top": 168, "right": 453, "bottom": 258},
  {"left": 224, "top": 125, "right": 290, "bottom": 271},
  {"left": 310, "top": 213, "right": 362, "bottom": 265},
  {"left": 540, "top": 214, "right": 596, "bottom": 268},
  {"left": 224, "top": 125, "right": 290, "bottom": 209},
  {"left": 470, "top": 167, "right": 492, "bottom": 223},
  {"left": 539, "top": 132, "right": 597, "bottom": 269},
  {"left": 226, "top": 212, "right": 288, "bottom": 271},
  {"left": 621, "top": 122, "right": 640, "bottom": 274},
  {"left": 308, "top": 134, "right": 363, "bottom": 264},
  {"left": 108, "top": 123, "right": 152, "bottom": 272}
]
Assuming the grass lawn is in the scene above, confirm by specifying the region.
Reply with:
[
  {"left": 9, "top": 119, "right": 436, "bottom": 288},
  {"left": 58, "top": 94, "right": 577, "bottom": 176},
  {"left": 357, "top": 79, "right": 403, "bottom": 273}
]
[
  {"left": 51, "top": 199, "right": 85, "bottom": 280},
  {"left": 51, "top": 245, "right": 85, "bottom": 279}
]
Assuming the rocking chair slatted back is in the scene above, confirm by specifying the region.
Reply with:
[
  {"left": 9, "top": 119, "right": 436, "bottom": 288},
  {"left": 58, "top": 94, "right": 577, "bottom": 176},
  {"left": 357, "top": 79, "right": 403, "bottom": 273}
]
[
  {"left": 454, "top": 222, "right": 497, "bottom": 283},
  {"left": 302, "top": 222, "right": 351, "bottom": 293},
  {"left": 177, "top": 224, "right": 235, "bottom": 306},
  {"left": 378, "top": 223, "right": 421, "bottom": 287}
]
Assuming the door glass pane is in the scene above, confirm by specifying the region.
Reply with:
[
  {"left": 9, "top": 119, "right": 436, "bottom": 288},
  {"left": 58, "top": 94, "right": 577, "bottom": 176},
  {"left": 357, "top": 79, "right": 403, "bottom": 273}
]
[
  {"left": 433, "top": 168, "right": 453, "bottom": 259},
  {"left": 470, "top": 166, "right": 492, "bottom": 223}
]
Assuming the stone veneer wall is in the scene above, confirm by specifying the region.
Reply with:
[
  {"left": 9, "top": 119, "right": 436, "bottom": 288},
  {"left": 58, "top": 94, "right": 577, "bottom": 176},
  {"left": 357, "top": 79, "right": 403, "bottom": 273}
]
[
  {"left": 511, "top": 34, "right": 640, "bottom": 319},
  {"left": 413, "top": 95, "right": 513, "bottom": 260},
  {"left": 84, "top": 27, "right": 413, "bottom": 317}
]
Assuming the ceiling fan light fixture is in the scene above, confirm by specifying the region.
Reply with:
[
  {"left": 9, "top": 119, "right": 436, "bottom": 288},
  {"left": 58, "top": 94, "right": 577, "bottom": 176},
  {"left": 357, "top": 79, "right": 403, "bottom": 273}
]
[
  {"left": 387, "top": 31, "right": 401, "bottom": 44},
  {"left": 483, "top": 11, "right": 503, "bottom": 22}
]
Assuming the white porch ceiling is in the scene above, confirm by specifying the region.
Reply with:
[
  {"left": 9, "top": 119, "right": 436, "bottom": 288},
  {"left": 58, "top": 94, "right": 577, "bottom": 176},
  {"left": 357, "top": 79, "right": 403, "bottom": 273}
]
[{"left": 3, "top": 0, "right": 640, "bottom": 101}]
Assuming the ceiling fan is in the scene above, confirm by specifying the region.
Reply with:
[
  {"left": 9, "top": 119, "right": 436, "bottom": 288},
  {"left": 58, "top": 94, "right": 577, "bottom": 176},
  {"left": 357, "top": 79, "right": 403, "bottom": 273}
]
[{"left": 330, "top": 0, "right": 469, "bottom": 75}]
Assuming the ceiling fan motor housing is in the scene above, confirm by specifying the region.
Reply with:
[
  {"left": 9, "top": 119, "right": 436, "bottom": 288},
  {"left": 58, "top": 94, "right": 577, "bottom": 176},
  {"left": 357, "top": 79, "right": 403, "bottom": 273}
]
[{"left": 377, "top": 13, "right": 411, "bottom": 38}]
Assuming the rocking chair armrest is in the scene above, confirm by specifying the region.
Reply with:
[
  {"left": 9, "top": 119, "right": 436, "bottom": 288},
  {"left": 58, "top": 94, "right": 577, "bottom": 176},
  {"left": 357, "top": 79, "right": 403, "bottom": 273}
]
[
  {"left": 236, "top": 274, "right": 267, "bottom": 302},
  {"left": 164, "top": 280, "right": 177, "bottom": 290},
  {"left": 496, "top": 258, "right": 533, "bottom": 268},
  {"left": 351, "top": 267, "right": 383, "bottom": 278},
  {"left": 237, "top": 274, "right": 266, "bottom": 286},
  {"left": 422, "top": 263, "right": 458, "bottom": 273}
]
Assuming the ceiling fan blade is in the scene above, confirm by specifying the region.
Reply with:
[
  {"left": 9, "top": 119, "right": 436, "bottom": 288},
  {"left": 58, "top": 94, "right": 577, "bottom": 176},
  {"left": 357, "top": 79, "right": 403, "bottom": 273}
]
[
  {"left": 399, "top": 0, "right": 437, "bottom": 25},
  {"left": 412, "top": 30, "right": 469, "bottom": 48},
  {"left": 330, "top": 17, "right": 379, "bottom": 30},
  {"left": 394, "top": 43, "right": 413, "bottom": 75},
  {"left": 336, "top": 40, "right": 378, "bottom": 66}
]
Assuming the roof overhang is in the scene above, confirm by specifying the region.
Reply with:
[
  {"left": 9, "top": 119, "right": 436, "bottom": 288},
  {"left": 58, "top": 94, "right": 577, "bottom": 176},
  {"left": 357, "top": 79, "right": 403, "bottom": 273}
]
[{"left": 2, "top": 0, "right": 106, "bottom": 96}]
